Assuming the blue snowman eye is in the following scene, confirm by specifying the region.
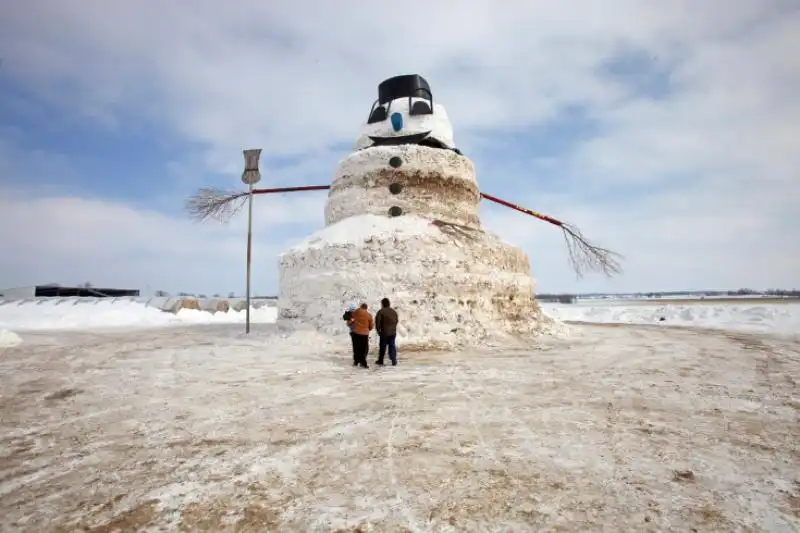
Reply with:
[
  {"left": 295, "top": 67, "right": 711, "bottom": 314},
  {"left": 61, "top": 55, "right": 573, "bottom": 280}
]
[{"left": 390, "top": 112, "right": 403, "bottom": 132}]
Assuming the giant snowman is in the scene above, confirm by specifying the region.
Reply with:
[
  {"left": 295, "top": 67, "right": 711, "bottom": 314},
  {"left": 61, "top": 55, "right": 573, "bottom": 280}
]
[{"left": 278, "top": 74, "right": 554, "bottom": 347}]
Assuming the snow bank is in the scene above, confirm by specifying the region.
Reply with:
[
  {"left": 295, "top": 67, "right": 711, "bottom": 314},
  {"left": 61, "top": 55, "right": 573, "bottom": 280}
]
[
  {"left": 0, "top": 299, "right": 278, "bottom": 331},
  {"left": 542, "top": 301, "right": 800, "bottom": 335},
  {"left": 0, "top": 329, "right": 22, "bottom": 347}
]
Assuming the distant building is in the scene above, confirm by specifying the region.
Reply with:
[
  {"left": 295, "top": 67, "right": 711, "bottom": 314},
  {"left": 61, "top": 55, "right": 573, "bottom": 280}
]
[
  {"left": 0, "top": 284, "right": 140, "bottom": 300},
  {"left": 536, "top": 294, "right": 576, "bottom": 304}
]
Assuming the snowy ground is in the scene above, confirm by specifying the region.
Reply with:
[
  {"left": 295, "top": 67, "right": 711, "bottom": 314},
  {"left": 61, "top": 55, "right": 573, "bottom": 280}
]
[
  {"left": 2, "top": 298, "right": 798, "bottom": 338},
  {"left": 1, "top": 319, "right": 799, "bottom": 532},
  {"left": 0, "top": 298, "right": 278, "bottom": 332},
  {"left": 542, "top": 300, "right": 800, "bottom": 338}
]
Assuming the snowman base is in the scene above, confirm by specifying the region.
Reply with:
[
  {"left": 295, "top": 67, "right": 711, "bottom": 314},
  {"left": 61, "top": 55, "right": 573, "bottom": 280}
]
[{"left": 277, "top": 213, "right": 555, "bottom": 349}]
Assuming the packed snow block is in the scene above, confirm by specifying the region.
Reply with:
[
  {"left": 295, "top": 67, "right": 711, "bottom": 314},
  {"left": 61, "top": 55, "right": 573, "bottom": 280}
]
[
  {"left": 169, "top": 298, "right": 201, "bottom": 313},
  {"left": 197, "top": 299, "right": 221, "bottom": 312},
  {"left": 144, "top": 296, "right": 173, "bottom": 311},
  {"left": 0, "top": 329, "right": 23, "bottom": 348}
]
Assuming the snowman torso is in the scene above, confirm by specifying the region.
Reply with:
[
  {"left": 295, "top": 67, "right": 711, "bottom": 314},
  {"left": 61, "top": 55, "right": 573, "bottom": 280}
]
[{"left": 325, "top": 145, "right": 480, "bottom": 229}]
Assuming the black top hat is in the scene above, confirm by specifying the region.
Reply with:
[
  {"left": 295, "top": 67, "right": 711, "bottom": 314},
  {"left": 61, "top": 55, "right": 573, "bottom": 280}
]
[{"left": 377, "top": 74, "right": 432, "bottom": 105}]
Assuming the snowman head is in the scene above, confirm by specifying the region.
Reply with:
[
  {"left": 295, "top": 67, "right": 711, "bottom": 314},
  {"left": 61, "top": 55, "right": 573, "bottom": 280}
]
[{"left": 353, "top": 74, "right": 461, "bottom": 154}]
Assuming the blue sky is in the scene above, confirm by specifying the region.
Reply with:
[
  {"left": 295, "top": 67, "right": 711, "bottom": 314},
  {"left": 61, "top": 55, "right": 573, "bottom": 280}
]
[{"left": 0, "top": 0, "right": 798, "bottom": 296}]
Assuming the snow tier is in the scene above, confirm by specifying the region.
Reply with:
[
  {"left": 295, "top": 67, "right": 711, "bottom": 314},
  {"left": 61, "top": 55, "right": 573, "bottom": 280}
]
[
  {"left": 278, "top": 215, "right": 554, "bottom": 348},
  {"left": 325, "top": 145, "right": 480, "bottom": 228},
  {"left": 278, "top": 145, "right": 553, "bottom": 348}
]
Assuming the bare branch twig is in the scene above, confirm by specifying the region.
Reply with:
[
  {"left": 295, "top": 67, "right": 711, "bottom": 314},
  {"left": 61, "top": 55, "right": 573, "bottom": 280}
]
[
  {"left": 560, "top": 223, "right": 623, "bottom": 279},
  {"left": 479, "top": 192, "right": 623, "bottom": 278},
  {"left": 185, "top": 187, "right": 248, "bottom": 223}
]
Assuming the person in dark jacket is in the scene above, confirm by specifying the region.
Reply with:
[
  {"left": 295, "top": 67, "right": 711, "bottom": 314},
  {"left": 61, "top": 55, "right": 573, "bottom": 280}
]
[
  {"left": 342, "top": 304, "right": 358, "bottom": 366},
  {"left": 375, "top": 297, "right": 399, "bottom": 366}
]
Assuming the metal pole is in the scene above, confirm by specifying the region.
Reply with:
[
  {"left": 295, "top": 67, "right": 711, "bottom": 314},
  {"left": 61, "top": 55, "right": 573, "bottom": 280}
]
[
  {"left": 241, "top": 148, "right": 262, "bottom": 335},
  {"left": 245, "top": 181, "right": 254, "bottom": 334}
]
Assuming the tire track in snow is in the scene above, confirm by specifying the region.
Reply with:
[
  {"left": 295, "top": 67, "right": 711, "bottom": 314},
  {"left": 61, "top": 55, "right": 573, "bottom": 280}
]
[
  {"left": 385, "top": 410, "right": 425, "bottom": 533},
  {"left": 447, "top": 365, "right": 523, "bottom": 508}
]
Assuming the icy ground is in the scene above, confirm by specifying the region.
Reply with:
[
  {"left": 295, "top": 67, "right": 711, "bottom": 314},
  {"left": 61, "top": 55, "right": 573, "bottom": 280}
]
[
  {"left": 542, "top": 301, "right": 800, "bottom": 338},
  {"left": 1, "top": 323, "right": 798, "bottom": 532}
]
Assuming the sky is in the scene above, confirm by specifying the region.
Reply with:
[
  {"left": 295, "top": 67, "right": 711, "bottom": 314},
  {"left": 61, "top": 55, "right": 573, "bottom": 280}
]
[{"left": 0, "top": 0, "right": 798, "bottom": 296}]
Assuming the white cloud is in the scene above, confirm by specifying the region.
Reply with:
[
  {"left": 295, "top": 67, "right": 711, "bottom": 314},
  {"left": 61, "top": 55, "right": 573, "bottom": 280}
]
[
  {"left": 3, "top": 1, "right": 789, "bottom": 157},
  {"left": 0, "top": 0, "right": 798, "bottom": 293},
  {"left": 0, "top": 183, "right": 326, "bottom": 295}
]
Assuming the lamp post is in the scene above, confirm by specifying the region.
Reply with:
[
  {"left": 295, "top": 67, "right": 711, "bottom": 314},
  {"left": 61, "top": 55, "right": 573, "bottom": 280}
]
[{"left": 241, "top": 149, "right": 262, "bottom": 334}]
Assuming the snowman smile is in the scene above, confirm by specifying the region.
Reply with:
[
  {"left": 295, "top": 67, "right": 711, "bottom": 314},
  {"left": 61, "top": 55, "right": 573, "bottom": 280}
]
[
  {"left": 367, "top": 131, "right": 432, "bottom": 146},
  {"left": 366, "top": 131, "right": 459, "bottom": 153}
]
